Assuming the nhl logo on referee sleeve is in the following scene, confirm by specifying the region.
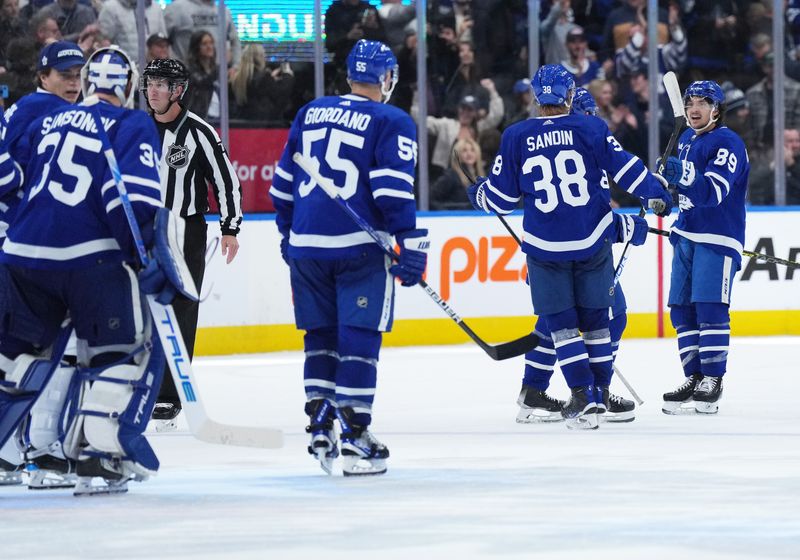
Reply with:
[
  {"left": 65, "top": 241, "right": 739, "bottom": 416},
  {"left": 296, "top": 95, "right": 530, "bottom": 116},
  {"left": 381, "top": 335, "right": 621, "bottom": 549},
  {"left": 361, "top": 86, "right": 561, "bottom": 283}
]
[{"left": 166, "top": 144, "right": 190, "bottom": 168}]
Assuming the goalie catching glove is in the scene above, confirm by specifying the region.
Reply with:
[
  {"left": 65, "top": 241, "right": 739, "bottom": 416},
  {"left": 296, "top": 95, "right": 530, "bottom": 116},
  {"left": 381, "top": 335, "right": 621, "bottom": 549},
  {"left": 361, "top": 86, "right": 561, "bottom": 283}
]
[
  {"left": 138, "top": 208, "right": 199, "bottom": 304},
  {"left": 390, "top": 229, "right": 430, "bottom": 286}
]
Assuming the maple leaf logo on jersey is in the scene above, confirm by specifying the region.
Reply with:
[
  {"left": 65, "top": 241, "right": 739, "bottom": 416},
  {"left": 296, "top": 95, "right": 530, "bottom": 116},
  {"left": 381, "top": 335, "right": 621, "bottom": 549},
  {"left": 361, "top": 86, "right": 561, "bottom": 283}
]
[{"left": 166, "top": 144, "right": 190, "bottom": 169}]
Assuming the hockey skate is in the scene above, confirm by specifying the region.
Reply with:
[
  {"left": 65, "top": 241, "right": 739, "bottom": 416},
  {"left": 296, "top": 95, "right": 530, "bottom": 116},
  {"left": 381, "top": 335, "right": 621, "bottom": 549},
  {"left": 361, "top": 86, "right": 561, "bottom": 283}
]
[
  {"left": 662, "top": 374, "right": 703, "bottom": 415},
  {"left": 73, "top": 457, "right": 145, "bottom": 497},
  {"left": 0, "top": 458, "right": 23, "bottom": 486},
  {"left": 693, "top": 375, "right": 723, "bottom": 414},
  {"left": 596, "top": 386, "right": 635, "bottom": 423},
  {"left": 151, "top": 401, "right": 182, "bottom": 432},
  {"left": 516, "top": 385, "right": 565, "bottom": 423},
  {"left": 305, "top": 399, "right": 339, "bottom": 475},
  {"left": 26, "top": 455, "right": 77, "bottom": 490},
  {"left": 337, "top": 407, "right": 389, "bottom": 476},
  {"left": 561, "top": 385, "right": 599, "bottom": 430}
]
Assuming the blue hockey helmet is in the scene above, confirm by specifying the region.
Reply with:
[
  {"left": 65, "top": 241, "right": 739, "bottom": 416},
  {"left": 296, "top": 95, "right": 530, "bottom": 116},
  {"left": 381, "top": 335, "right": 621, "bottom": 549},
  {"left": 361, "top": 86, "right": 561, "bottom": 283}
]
[
  {"left": 683, "top": 80, "right": 724, "bottom": 106},
  {"left": 571, "top": 87, "right": 598, "bottom": 116},
  {"left": 81, "top": 45, "right": 138, "bottom": 108},
  {"left": 531, "top": 64, "right": 575, "bottom": 107},
  {"left": 346, "top": 39, "right": 399, "bottom": 103}
]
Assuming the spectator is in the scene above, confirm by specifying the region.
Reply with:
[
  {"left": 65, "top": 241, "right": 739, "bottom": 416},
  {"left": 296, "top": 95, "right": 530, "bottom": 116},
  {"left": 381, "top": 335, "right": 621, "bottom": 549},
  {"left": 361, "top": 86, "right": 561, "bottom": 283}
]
[
  {"left": 683, "top": 0, "right": 746, "bottom": 82},
  {"left": 428, "top": 12, "right": 459, "bottom": 115},
  {"left": 505, "top": 78, "right": 533, "bottom": 127},
  {"left": 721, "top": 81, "right": 753, "bottom": 147},
  {"left": 452, "top": 0, "right": 474, "bottom": 44},
  {"left": 230, "top": 43, "right": 295, "bottom": 123},
  {"left": 0, "top": 0, "right": 25, "bottom": 71},
  {"left": 561, "top": 26, "right": 604, "bottom": 86},
  {"left": 441, "top": 40, "right": 488, "bottom": 117},
  {"left": 146, "top": 32, "right": 170, "bottom": 63},
  {"left": 29, "top": 12, "right": 61, "bottom": 50},
  {"left": 2, "top": 37, "right": 38, "bottom": 102},
  {"left": 165, "top": 0, "right": 241, "bottom": 67},
  {"left": 183, "top": 30, "right": 219, "bottom": 119},
  {"left": 601, "top": 0, "right": 668, "bottom": 60},
  {"left": 37, "top": 0, "right": 96, "bottom": 44},
  {"left": 614, "top": 3, "right": 686, "bottom": 80},
  {"left": 587, "top": 78, "right": 615, "bottom": 126},
  {"left": 746, "top": 51, "right": 800, "bottom": 152},
  {"left": 391, "top": 27, "right": 417, "bottom": 113},
  {"left": 748, "top": 128, "right": 800, "bottom": 205},
  {"left": 324, "top": 0, "right": 385, "bottom": 68},
  {"left": 412, "top": 91, "right": 503, "bottom": 180},
  {"left": 541, "top": 0, "right": 577, "bottom": 66},
  {"left": 377, "top": 0, "right": 414, "bottom": 52},
  {"left": 474, "top": 0, "right": 527, "bottom": 79},
  {"left": 431, "top": 138, "right": 485, "bottom": 210},
  {"left": 97, "top": 0, "right": 167, "bottom": 64}
]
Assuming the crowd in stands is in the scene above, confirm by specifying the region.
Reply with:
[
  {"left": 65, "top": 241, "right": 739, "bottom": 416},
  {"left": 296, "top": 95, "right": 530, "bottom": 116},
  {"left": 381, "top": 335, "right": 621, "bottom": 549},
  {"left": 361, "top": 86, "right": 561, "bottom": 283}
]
[{"left": 0, "top": 0, "right": 798, "bottom": 206}]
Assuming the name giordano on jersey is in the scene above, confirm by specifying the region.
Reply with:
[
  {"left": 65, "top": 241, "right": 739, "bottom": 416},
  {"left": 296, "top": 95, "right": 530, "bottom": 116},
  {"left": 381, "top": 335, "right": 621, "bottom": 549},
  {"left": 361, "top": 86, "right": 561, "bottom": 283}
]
[
  {"left": 526, "top": 130, "right": 575, "bottom": 151},
  {"left": 303, "top": 106, "right": 372, "bottom": 132}
]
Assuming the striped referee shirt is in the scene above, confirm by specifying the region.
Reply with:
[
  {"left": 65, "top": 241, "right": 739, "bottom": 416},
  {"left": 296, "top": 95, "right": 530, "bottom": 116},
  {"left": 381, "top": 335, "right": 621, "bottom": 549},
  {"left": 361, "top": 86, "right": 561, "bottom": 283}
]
[{"left": 154, "top": 106, "right": 242, "bottom": 235}]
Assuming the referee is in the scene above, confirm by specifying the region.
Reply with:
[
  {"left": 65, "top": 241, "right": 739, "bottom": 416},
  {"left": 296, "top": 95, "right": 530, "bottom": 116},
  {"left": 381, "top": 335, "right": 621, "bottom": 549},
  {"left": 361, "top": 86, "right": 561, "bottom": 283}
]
[{"left": 140, "top": 58, "right": 242, "bottom": 422}]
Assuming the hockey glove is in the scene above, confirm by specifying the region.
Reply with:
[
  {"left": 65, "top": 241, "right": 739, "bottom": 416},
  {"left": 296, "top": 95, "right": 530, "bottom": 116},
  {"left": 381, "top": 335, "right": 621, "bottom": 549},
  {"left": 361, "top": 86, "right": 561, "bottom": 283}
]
[
  {"left": 390, "top": 229, "right": 430, "bottom": 287},
  {"left": 647, "top": 174, "right": 673, "bottom": 217},
  {"left": 138, "top": 208, "right": 199, "bottom": 305},
  {"left": 613, "top": 213, "right": 648, "bottom": 246},
  {"left": 467, "top": 176, "right": 489, "bottom": 212},
  {"left": 661, "top": 156, "right": 696, "bottom": 189},
  {"left": 279, "top": 236, "right": 289, "bottom": 265}
]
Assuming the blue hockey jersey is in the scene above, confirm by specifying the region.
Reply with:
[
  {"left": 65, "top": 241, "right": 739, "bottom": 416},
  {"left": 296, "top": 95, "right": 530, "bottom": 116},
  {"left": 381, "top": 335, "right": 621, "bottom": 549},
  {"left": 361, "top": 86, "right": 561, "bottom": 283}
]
[
  {"left": 670, "top": 126, "right": 749, "bottom": 265},
  {"left": 270, "top": 93, "right": 418, "bottom": 259},
  {"left": 480, "top": 113, "right": 667, "bottom": 261},
  {"left": 0, "top": 89, "right": 73, "bottom": 235},
  {"left": 0, "top": 99, "right": 163, "bottom": 269}
]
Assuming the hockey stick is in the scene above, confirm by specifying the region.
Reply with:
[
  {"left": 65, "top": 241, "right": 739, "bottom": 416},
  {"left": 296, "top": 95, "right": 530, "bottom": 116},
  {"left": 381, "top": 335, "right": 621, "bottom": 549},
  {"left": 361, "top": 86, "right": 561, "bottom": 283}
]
[
  {"left": 613, "top": 364, "right": 644, "bottom": 406},
  {"left": 91, "top": 105, "right": 282, "bottom": 448},
  {"left": 453, "top": 148, "right": 523, "bottom": 246},
  {"left": 613, "top": 71, "right": 684, "bottom": 288},
  {"left": 645, "top": 226, "right": 800, "bottom": 267},
  {"left": 292, "top": 152, "right": 538, "bottom": 360}
]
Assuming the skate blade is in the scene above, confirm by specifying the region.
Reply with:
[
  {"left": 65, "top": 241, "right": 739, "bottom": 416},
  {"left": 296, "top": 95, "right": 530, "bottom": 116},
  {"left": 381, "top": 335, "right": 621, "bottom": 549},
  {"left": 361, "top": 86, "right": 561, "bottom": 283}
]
[
  {"left": 73, "top": 476, "right": 129, "bottom": 497},
  {"left": 566, "top": 412, "right": 599, "bottom": 430},
  {"left": 0, "top": 472, "right": 23, "bottom": 486},
  {"left": 694, "top": 401, "right": 719, "bottom": 414},
  {"left": 600, "top": 411, "right": 635, "bottom": 423},
  {"left": 662, "top": 400, "right": 696, "bottom": 415},
  {"left": 516, "top": 408, "right": 564, "bottom": 424},
  {"left": 27, "top": 471, "right": 77, "bottom": 490},
  {"left": 314, "top": 449, "right": 338, "bottom": 475},
  {"left": 342, "top": 456, "right": 387, "bottom": 477}
]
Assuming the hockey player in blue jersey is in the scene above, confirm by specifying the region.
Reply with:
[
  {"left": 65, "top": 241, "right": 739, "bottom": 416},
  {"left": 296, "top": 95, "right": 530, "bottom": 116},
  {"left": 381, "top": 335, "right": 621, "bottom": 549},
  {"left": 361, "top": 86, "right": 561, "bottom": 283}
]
[
  {"left": 468, "top": 65, "right": 672, "bottom": 429},
  {"left": 0, "top": 45, "right": 196, "bottom": 495},
  {"left": 516, "top": 86, "right": 638, "bottom": 424},
  {"left": 270, "top": 40, "right": 427, "bottom": 476},
  {"left": 0, "top": 41, "right": 86, "bottom": 241},
  {"left": 658, "top": 80, "right": 749, "bottom": 415}
]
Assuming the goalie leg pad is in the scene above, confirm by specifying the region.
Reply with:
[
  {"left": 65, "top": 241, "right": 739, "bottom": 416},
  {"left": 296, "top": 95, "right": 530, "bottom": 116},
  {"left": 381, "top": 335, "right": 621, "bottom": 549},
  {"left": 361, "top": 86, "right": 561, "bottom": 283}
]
[
  {"left": 152, "top": 207, "right": 199, "bottom": 301},
  {"left": 76, "top": 334, "right": 165, "bottom": 479}
]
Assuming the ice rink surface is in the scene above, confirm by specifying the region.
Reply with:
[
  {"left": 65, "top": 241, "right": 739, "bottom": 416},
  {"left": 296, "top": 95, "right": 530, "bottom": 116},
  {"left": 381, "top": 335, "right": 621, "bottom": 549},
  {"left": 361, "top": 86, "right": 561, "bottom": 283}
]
[{"left": 2, "top": 337, "right": 799, "bottom": 559}]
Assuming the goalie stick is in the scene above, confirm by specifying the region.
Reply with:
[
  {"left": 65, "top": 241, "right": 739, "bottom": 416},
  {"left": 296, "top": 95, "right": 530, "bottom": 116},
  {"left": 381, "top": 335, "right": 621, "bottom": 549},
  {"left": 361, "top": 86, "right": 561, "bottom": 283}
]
[
  {"left": 91, "top": 104, "right": 282, "bottom": 449},
  {"left": 645, "top": 226, "right": 800, "bottom": 267},
  {"left": 292, "top": 152, "right": 538, "bottom": 361}
]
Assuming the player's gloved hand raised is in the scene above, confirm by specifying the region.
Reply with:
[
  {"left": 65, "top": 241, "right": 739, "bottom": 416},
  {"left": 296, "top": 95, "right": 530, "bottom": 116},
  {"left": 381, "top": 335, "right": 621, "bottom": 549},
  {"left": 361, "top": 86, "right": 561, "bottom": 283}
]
[
  {"left": 467, "top": 177, "right": 489, "bottom": 212},
  {"left": 647, "top": 173, "right": 673, "bottom": 217},
  {"left": 613, "top": 213, "right": 648, "bottom": 246},
  {"left": 660, "top": 156, "right": 696, "bottom": 189},
  {"left": 390, "top": 229, "right": 430, "bottom": 287}
]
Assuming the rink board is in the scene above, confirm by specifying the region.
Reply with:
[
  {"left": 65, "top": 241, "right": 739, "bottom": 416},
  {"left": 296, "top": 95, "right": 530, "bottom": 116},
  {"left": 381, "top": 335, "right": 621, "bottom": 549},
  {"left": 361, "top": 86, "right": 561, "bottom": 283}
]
[{"left": 196, "top": 208, "right": 800, "bottom": 355}]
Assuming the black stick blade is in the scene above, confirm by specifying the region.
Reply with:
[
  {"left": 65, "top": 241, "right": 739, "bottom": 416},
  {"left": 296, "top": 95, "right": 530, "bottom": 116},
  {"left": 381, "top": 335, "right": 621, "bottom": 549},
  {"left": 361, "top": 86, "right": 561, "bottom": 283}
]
[{"left": 480, "top": 332, "right": 539, "bottom": 361}]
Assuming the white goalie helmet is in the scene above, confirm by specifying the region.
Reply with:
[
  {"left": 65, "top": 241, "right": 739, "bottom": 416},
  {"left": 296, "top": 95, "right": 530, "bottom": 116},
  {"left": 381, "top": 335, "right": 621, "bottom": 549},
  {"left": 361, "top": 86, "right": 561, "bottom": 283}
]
[{"left": 81, "top": 45, "right": 138, "bottom": 108}]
